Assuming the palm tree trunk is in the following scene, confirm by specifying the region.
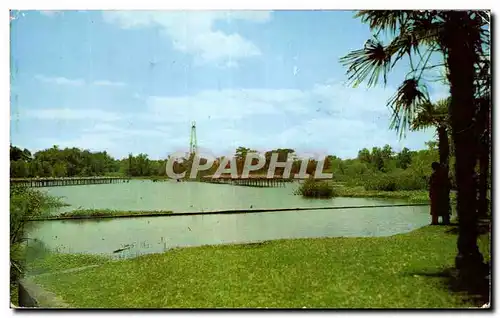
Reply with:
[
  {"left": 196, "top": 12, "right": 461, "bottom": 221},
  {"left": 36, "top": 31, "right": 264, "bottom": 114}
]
[
  {"left": 477, "top": 98, "right": 490, "bottom": 218},
  {"left": 437, "top": 125, "right": 451, "bottom": 218},
  {"left": 444, "top": 12, "right": 484, "bottom": 273},
  {"left": 437, "top": 126, "right": 450, "bottom": 167}
]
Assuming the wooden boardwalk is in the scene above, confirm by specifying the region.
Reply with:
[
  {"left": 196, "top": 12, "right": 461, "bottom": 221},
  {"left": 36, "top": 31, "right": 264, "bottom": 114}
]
[
  {"left": 10, "top": 177, "right": 131, "bottom": 188},
  {"left": 201, "top": 175, "right": 294, "bottom": 188}
]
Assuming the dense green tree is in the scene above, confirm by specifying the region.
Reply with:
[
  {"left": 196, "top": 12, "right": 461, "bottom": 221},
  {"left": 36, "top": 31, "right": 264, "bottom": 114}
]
[
  {"left": 10, "top": 160, "right": 28, "bottom": 178},
  {"left": 10, "top": 145, "right": 31, "bottom": 162},
  {"left": 371, "top": 147, "right": 385, "bottom": 172},
  {"left": 396, "top": 147, "right": 412, "bottom": 169},
  {"left": 52, "top": 162, "right": 68, "bottom": 178},
  {"left": 357, "top": 148, "right": 371, "bottom": 164},
  {"left": 11, "top": 146, "right": 121, "bottom": 178}
]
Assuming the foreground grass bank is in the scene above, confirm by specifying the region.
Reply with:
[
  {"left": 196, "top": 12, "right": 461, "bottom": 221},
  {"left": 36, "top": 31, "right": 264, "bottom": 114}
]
[
  {"left": 10, "top": 186, "right": 70, "bottom": 306},
  {"left": 32, "top": 226, "right": 490, "bottom": 308},
  {"left": 25, "top": 250, "right": 110, "bottom": 276},
  {"left": 11, "top": 241, "right": 110, "bottom": 306}
]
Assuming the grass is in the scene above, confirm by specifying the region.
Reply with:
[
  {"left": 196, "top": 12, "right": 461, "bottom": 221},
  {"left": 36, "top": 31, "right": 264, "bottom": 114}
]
[
  {"left": 32, "top": 209, "right": 173, "bottom": 220},
  {"left": 335, "top": 185, "right": 434, "bottom": 204},
  {"left": 11, "top": 242, "right": 110, "bottom": 306},
  {"left": 10, "top": 284, "right": 18, "bottom": 307},
  {"left": 31, "top": 226, "right": 490, "bottom": 308},
  {"left": 22, "top": 239, "right": 110, "bottom": 276},
  {"left": 26, "top": 251, "right": 110, "bottom": 276},
  {"left": 334, "top": 185, "right": 458, "bottom": 214}
]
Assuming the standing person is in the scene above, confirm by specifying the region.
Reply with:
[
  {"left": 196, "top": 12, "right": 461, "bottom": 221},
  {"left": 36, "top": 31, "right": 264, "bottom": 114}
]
[{"left": 429, "top": 162, "right": 451, "bottom": 225}]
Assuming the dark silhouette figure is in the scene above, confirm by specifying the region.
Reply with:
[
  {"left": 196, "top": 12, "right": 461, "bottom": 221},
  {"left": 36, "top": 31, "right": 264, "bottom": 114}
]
[{"left": 429, "top": 162, "right": 451, "bottom": 225}]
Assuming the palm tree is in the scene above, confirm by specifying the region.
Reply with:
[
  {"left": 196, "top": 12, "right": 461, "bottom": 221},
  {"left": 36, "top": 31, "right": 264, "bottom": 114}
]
[
  {"left": 411, "top": 98, "right": 450, "bottom": 167},
  {"left": 340, "top": 10, "right": 490, "bottom": 277}
]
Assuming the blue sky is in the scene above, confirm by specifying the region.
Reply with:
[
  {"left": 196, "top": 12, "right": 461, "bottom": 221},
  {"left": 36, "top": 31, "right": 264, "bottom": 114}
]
[{"left": 10, "top": 10, "right": 448, "bottom": 160}]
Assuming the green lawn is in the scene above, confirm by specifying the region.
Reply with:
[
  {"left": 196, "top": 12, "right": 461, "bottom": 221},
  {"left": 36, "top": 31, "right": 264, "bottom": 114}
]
[
  {"left": 11, "top": 243, "right": 109, "bottom": 306},
  {"left": 30, "top": 226, "right": 490, "bottom": 308},
  {"left": 25, "top": 251, "right": 110, "bottom": 276}
]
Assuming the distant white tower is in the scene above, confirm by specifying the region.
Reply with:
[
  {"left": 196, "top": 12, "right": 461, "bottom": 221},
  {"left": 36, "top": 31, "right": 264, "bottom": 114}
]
[{"left": 189, "top": 121, "right": 198, "bottom": 155}]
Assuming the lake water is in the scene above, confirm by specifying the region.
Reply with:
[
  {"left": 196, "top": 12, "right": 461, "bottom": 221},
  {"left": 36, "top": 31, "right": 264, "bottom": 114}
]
[
  {"left": 28, "top": 180, "right": 430, "bottom": 259},
  {"left": 41, "top": 179, "right": 408, "bottom": 213}
]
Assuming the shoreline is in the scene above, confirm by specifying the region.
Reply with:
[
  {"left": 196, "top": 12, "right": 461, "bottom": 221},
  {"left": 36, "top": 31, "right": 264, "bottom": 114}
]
[{"left": 28, "top": 202, "right": 430, "bottom": 221}]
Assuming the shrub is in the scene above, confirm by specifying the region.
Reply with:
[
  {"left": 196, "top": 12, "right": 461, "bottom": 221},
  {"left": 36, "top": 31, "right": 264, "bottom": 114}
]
[
  {"left": 295, "top": 179, "right": 336, "bottom": 198},
  {"left": 364, "top": 174, "right": 396, "bottom": 191},
  {"left": 394, "top": 170, "right": 428, "bottom": 191},
  {"left": 363, "top": 171, "right": 428, "bottom": 192},
  {"left": 10, "top": 187, "right": 66, "bottom": 284}
]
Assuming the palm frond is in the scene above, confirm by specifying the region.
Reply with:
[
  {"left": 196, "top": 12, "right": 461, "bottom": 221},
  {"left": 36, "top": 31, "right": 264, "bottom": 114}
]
[
  {"left": 434, "top": 98, "right": 451, "bottom": 116},
  {"left": 411, "top": 101, "right": 436, "bottom": 130},
  {"left": 355, "top": 10, "right": 411, "bottom": 35},
  {"left": 340, "top": 38, "right": 391, "bottom": 87},
  {"left": 387, "top": 31, "right": 422, "bottom": 68},
  {"left": 343, "top": 11, "right": 449, "bottom": 89},
  {"left": 388, "top": 78, "right": 430, "bottom": 137},
  {"left": 411, "top": 97, "right": 450, "bottom": 131},
  {"left": 470, "top": 10, "right": 490, "bottom": 28},
  {"left": 412, "top": 113, "right": 435, "bottom": 131},
  {"left": 408, "top": 15, "right": 444, "bottom": 46}
]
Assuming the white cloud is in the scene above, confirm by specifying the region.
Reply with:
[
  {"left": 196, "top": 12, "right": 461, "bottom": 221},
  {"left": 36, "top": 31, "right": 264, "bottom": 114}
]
[
  {"left": 141, "top": 88, "right": 305, "bottom": 124},
  {"left": 39, "top": 11, "right": 63, "bottom": 17},
  {"left": 35, "top": 75, "right": 128, "bottom": 88},
  {"left": 93, "top": 80, "right": 127, "bottom": 87},
  {"left": 34, "top": 75, "right": 84, "bottom": 86},
  {"left": 26, "top": 108, "right": 122, "bottom": 121},
  {"left": 138, "top": 82, "right": 393, "bottom": 125},
  {"left": 102, "top": 11, "right": 271, "bottom": 65},
  {"left": 83, "top": 123, "right": 171, "bottom": 138},
  {"left": 274, "top": 117, "right": 380, "bottom": 157}
]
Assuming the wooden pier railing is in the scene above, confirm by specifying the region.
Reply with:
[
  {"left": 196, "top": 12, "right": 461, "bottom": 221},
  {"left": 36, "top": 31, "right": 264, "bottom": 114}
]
[
  {"left": 201, "top": 175, "right": 294, "bottom": 188},
  {"left": 10, "top": 177, "right": 131, "bottom": 188}
]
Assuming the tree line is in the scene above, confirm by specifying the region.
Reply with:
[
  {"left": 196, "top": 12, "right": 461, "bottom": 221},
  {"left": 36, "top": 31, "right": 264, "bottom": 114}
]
[
  {"left": 11, "top": 142, "right": 441, "bottom": 186},
  {"left": 9, "top": 145, "right": 167, "bottom": 178}
]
